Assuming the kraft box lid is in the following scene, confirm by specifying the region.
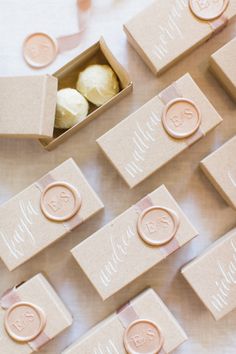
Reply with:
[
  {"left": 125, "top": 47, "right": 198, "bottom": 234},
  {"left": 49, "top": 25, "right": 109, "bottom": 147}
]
[
  {"left": 71, "top": 184, "right": 198, "bottom": 300},
  {"left": 0, "top": 273, "right": 72, "bottom": 353},
  {"left": 200, "top": 135, "right": 236, "bottom": 209},
  {"left": 0, "top": 75, "right": 57, "bottom": 139},
  {"left": 182, "top": 227, "right": 236, "bottom": 320},
  {"left": 62, "top": 288, "right": 187, "bottom": 354},
  {"left": 210, "top": 36, "right": 236, "bottom": 101},
  {"left": 124, "top": 0, "right": 236, "bottom": 75},
  {"left": 0, "top": 158, "right": 104, "bottom": 271},
  {"left": 97, "top": 73, "right": 222, "bottom": 188}
]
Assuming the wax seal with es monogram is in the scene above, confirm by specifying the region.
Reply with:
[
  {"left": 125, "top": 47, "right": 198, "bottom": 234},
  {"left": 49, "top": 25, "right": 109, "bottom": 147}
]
[
  {"left": 137, "top": 206, "right": 180, "bottom": 246},
  {"left": 40, "top": 181, "right": 82, "bottom": 222},
  {"left": 22, "top": 0, "right": 92, "bottom": 68},
  {"left": 162, "top": 98, "right": 201, "bottom": 139},
  {"left": 124, "top": 319, "right": 164, "bottom": 354},
  {"left": 23, "top": 33, "right": 58, "bottom": 69},
  {"left": 189, "top": 0, "right": 229, "bottom": 21},
  {"left": 4, "top": 302, "right": 46, "bottom": 342}
]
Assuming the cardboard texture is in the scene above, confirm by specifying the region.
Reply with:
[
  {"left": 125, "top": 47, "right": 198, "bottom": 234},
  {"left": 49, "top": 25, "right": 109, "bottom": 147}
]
[
  {"left": 62, "top": 288, "right": 187, "bottom": 354},
  {"left": 71, "top": 185, "right": 198, "bottom": 300},
  {"left": 97, "top": 73, "right": 222, "bottom": 188},
  {"left": 210, "top": 36, "right": 236, "bottom": 101},
  {"left": 124, "top": 0, "right": 236, "bottom": 75},
  {"left": 0, "top": 75, "right": 57, "bottom": 139},
  {"left": 0, "top": 158, "right": 103, "bottom": 271},
  {"left": 182, "top": 228, "right": 236, "bottom": 320},
  {"left": 200, "top": 136, "right": 236, "bottom": 209},
  {"left": 39, "top": 37, "right": 132, "bottom": 150},
  {"left": 0, "top": 273, "right": 72, "bottom": 354}
]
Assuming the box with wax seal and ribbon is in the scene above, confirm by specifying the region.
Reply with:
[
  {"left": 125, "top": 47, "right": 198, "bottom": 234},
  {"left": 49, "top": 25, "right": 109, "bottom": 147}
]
[
  {"left": 0, "top": 158, "right": 103, "bottom": 271},
  {"left": 124, "top": 0, "right": 236, "bottom": 75},
  {"left": 0, "top": 273, "right": 72, "bottom": 353},
  {"left": 71, "top": 184, "right": 198, "bottom": 300},
  {"left": 97, "top": 73, "right": 222, "bottom": 189},
  {"left": 62, "top": 288, "right": 187, "bottom": 354}
]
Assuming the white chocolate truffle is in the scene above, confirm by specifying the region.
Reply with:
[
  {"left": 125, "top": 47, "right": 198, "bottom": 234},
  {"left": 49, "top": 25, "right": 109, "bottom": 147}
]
[
  {"left": 55, "top": 88, "right": 89, "bottom": 129},
  {"left": 76, "top": 64, "right": 119, "bottom": 106}
]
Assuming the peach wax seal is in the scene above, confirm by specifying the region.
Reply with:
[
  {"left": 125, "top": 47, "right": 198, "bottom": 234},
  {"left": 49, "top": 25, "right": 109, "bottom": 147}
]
[
  {"left": 23, "top": 32, "right": 58, "bottom": 68},
  {"left": 124, "top": 319, "right": 164, "bottom": 354},
  {"left": 137, "top": 206, "right": 179, "bottom": 246},
  {"left": 162, "top": 98, "right": 201, "bottom": 139},
  {"left": 40, "top": 181, "right": 82, "bottom": 222},
  {"left": 4, "top": 302, "right": 46, "bottom": 342},
  {"left": 189, "top": 0, "right": 229, "bottom": 21}
]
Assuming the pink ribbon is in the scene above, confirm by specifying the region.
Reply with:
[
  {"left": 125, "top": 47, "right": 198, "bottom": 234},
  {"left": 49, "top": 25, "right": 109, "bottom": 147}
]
[{"left": 57, "top": 0, "right": 92, "bottom": 52}]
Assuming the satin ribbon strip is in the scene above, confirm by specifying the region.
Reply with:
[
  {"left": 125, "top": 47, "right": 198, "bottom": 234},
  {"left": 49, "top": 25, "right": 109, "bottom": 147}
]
[
  {"left": 117, "top": 302, "right": 139, "bottom": 328},
  {"left": 209, "top": 15, "right": 228, "bottom": 35},
  {"left": 35, "top": 172, "right": 83, "bottom": 231},
  {"left": 135, "top": 195, "right": 180, "bottom": 256},
  {"left": 159, "top": 83, "right": 204, "bottom": 147},
  {"left": 0, "top": 287, "right": 50, "bottom": 351},
  {"left": 117, "top": 302, "right": 166, "bottom": 354},
  {"left": 0, "top": 287, "right": 21, "bottom": 310},
  {"left": 57, "top": 0, "right": 92, "bottom": 52},
  {"left": 158, "top": 84, "right": 182, "bottom": 105}
]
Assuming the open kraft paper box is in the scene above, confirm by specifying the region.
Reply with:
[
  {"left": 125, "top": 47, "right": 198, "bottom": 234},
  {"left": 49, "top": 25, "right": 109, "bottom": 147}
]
[
  {"left": 182, "top": 228, "right": 236, "bottom": 320},
  {"left": 71, "top": 185, "right": 198, "bottom": 300},
  {"left": 97, "top": 73, "right": 223, "bottom": 188},
  {"left": 210, "top": 36, "right": 236, "bottom": 101},
  {"left": 0, "top": 273, "right": 72, "bottom": 353},
  {"left": 0, "top": 158, "right": 103, "bottom": 271},
  {"left": 200, "top": 135, "right": 236, "bottom": 209},
  {"left": 0, "top": 38, "right": 132, "bottom": 150},
  {"left": 62, "top": 288, "right": 187, "bottom": 354},
  {"left": 124, "top": 0, "right": 236, "bottom": 75}
]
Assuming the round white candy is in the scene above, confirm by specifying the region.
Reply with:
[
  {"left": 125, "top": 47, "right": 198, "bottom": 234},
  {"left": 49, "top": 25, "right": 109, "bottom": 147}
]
[
  {"left": 76, "top": 64, "right": 119, "bottom": 107},
  {"left": 55, "top": 88, "right": 89, "bottom": 129}
]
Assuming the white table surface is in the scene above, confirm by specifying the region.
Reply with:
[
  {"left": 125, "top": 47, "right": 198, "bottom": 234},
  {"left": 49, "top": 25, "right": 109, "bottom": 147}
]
[{"left": 0, "top": 0, "right": 236, "bottom": 353}]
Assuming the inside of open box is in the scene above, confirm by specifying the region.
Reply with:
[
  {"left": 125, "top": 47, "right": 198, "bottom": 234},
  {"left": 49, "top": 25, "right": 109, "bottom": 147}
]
[{"left": 50, "top": 42, "right": 130, "bottom": 140}]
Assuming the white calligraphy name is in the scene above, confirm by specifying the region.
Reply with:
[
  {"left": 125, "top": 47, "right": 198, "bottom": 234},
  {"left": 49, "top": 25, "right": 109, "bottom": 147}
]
[
  {"left": 228, "top": 169, "right": 236, "bottom": 188},
  {"left": 125, "top": 111, "right": 160, "bottom": 179},
  {"left": 93, "top": 340, "right": 119, "bottom": 354},
  {"left": 153, "top": 0, "right": 188, "bottom": 61},
  {"left": 211, "top": 238, "right": 236, "bottom": 312},
  {"left": 0, "top": 200, "right": 38, "bottom": 259},
  {"left": 99, "top": 225, "right": 135, "bottom": 288}
]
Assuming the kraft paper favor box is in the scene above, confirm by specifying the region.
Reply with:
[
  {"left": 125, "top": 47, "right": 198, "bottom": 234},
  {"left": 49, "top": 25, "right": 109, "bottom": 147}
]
[
  {"left": 200, "top": 136, "right": 236, "bottom": 209},
  {"left": 0, "top": 38, "right": 132, "bottom": 150},
  {"left": 0, "top": 158, "right": 103, "bottom": 271},
  {"left": 97, "top": 73, "right": 222, "bottom": 188},
  {"left": 0, "top": 273, "right": 72, "bottom": 353},
  {"left": 40, "top": 37, "right": 132, "bottom": 150},
  {"left": 62, "top": 288, "right": 187, "bottom": 354},
  {"left": 124, "top": 0, "right": 236, "bottom": 75},
  {"left": 71, "top": 185, "right": 198, "bottom": 300},
  {"left": 182, "top": 228, "right": 236, "bottom": 320},
  {"left": 210, "top": 37, "right": 236, "bottom": 101}
]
